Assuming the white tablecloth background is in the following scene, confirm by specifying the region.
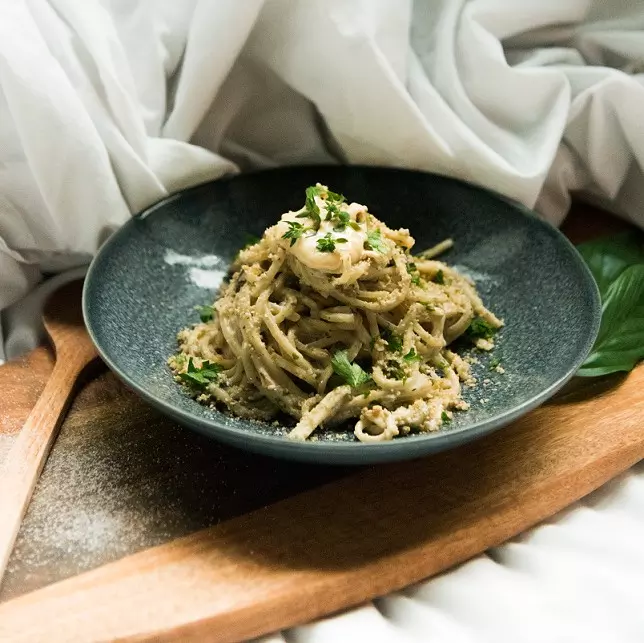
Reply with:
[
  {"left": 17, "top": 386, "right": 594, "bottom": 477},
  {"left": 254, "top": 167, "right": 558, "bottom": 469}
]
[{"left": 2, "top": 2, "right": 644, "bottom": 639}]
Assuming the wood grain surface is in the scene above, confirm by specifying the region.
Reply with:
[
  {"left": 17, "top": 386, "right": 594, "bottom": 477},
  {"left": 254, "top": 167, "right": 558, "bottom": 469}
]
[
  {"left": 0, "top": 282, "right": 99, "bottom": 584},
  {"left": 0, "top": 204, "right": 640, "bottom": 642},
  {"left": 0, "top": 348, "right": 53, "bottom": 448},
  {"left": 0, "top": 372, "right": 351, "bottom": 604}
]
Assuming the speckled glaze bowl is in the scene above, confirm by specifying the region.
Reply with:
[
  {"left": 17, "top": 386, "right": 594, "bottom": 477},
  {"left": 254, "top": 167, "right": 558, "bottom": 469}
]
[{"left": 83, "top": 166, "right": 601, "bottom": 465}]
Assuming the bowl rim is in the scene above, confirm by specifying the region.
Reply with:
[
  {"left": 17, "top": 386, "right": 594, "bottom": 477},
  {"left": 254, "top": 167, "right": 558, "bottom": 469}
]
[{"left": 82, "top": 165, "right": 602, "bottom": 461}]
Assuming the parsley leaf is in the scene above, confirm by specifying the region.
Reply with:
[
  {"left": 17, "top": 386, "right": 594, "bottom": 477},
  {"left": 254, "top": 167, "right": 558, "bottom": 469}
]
[
  {"left": 316, "top": 233, "right": 336, "bottom": 252},
  {"left": 384, "top": 359, "right": 406, "bottom": 381},
  {"left": 433, "top": 269, "right": 445, "bottom": 285},
  {"left": 324, "top": 201, "right": 338, "bottom": 221},
  {"left": 441, "top": 410, "right": 451, "bottom": 423},
  {"left": 324, "top": 201, "right": 352, "bottom": 232},
  {"left": 316, "top": 233, "right": 346, "bottom": 253},
  {"left": 282, "top": 220, "right": 307, "bottom": 246},
  {"left": 304, "top": 186, "right": 322, "bottom": 230},
  {"left": 180, "top": 358, "right": 222, "bottom": 389},
  {"left": 403, "top": 348, "right": 421, "bottom": 362},
  {"left": 195, "top": 304, "right": 215, "bottom": 323},
  {"left": 380, "top": 328, "right": 403, "bottom": 353},
  {"left": 333, "top": 211, "right": 351, "bottom": 232},
  {"left": 465, "top": 317, "right": 498, "bottom": 340},
  {"left": 364, "top": 229, "right": 387, "bottom": 253},
  {"left": 489, "top": 357, "right": 501, "bottom": 370},
  {"left": 331, "top": 350, "right": 372, "bottom": 388},
  {"left": 326, "top": 189, "right": 346, "bottom": 203}
]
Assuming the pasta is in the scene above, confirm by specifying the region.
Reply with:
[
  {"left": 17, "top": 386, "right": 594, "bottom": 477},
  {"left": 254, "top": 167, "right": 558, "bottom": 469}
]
[{"left": 168, "top": 184, "right": 503, "bottom": 442}]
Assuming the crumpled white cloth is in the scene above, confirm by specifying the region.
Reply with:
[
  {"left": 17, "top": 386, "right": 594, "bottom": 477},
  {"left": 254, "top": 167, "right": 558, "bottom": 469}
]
[
  {"left": 259, "top": 461, "right": 644, "bottom": 643},
  {"left": 2, "top": 0, "right": 644, "bottom": 356},
  {"left": 2, "top": 2, "right": 644, "bottom": 640}
]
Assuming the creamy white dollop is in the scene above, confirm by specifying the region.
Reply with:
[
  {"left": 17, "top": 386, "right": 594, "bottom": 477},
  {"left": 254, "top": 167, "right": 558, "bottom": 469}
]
[{"left": 276, "top": 197, "right": 369, "bottom": 273}]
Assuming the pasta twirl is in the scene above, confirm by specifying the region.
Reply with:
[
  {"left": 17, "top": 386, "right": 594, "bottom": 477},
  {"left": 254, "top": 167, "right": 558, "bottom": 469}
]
[{"left": 169, "top": 184, "right": 503, "bottom": 442}]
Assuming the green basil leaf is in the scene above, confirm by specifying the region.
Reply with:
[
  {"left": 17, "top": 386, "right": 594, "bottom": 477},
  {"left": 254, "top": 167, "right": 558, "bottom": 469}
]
[
  {"left": 577, "top": 232, "right": 644, "bottom": 300},
  {"left": 577, "top": 264, "right": 644, "bottom": 377}
]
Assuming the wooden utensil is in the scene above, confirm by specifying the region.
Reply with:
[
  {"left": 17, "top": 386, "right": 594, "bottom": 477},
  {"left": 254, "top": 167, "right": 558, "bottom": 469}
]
[{"left": 0, "top": 280, "right": 99, "bottom": 585}]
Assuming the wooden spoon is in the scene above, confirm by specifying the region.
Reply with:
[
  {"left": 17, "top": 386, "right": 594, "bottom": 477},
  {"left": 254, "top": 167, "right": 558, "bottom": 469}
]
[{"left": 0, "top": 280, "right": 99, "bottom": 585}]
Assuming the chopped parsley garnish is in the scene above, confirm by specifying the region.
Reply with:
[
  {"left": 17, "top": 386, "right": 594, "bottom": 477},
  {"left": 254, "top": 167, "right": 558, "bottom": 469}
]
[
  {"left": 364, "top": 229, "right": 387, "bottom": 253},
  {"left": 403, "top": 348, "right": 421, "bottom": 363},
  {"left": 384, "top": 359, "right": 406, "bottom": 381},
  {"left": 465, "top": 317, "right": 498, "bottom": 340},
  {"left": 324, "top": 202, "right": 357, "bottom": 233},
  {"left": 282, "top": 220, "right": 307, "bottom": 246},
  {"left": 299, "top": 184, "right": 345, "bottom": 229},
  {"left": 195, "top": 304, "right": 215, "bottom": 323},
  {"left": 324, "top": 201, "right": 339, "bottom": 221},
  {"left": 180, "top": 358, "right": 222, "bottom": 389},
  {"left": 441, "top": 410, "right": 451, "bottom": 422},
  {"left": 316, "top": 233, "right": 347, "bottom": 253},
  {"left": 489, "top": 357, "right": 501, "bottom": 370},
  {"left": 335, "top": 211, "right": 350, "bottom": 229},
  {"left": 407, "top": 262, "right": 422, "bottom": 286},
  {"left": 304, "top": 186, "right": 322, "bottom": 230},
  {"left": 326, "top": 189, "right": 346, "bottom": 203},
  {"left": 433, "top": 269, "right": 445, "bottom": 285},
  {"left": 331, "top": 350, "right": 372, "bottom": 388},
  {"left": 333, "top": 210, "right": 351, "bottom": 231},
  {"left": 380, "top": 328, "right": 403, "bottom": 353}
]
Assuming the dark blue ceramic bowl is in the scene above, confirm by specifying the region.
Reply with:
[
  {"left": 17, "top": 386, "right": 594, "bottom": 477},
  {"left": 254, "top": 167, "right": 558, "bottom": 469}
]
[{"left": 83, "top": 166, "right": 600, "bottom": 464}]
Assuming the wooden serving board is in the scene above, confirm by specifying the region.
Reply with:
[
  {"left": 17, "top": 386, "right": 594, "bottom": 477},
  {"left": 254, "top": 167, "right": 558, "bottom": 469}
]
[{"left": 0, "top": 205, "right": 641, "bottom": 642}]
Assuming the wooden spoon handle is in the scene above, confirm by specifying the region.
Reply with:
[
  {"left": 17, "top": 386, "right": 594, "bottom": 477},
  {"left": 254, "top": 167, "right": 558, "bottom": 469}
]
[{"left": 0, "top": 356, "right": 89, "bottom": 584}]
